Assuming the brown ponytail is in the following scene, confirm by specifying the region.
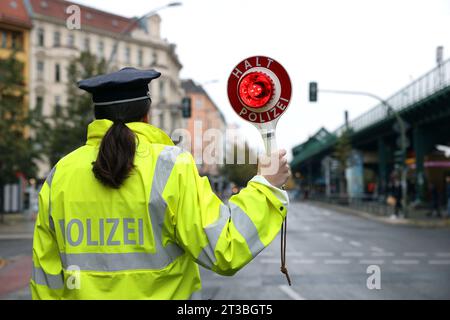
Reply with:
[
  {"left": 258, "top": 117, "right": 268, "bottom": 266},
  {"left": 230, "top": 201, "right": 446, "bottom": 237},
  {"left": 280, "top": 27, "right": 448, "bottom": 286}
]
[{"left": 92, "top": 99, "right": 150, "bottom": 188}]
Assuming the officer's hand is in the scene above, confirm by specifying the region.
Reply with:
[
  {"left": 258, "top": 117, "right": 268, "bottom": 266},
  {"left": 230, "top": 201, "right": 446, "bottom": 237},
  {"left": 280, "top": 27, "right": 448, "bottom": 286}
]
[{"left": 258, "top": 149, "right": 291, "bottom": 188}]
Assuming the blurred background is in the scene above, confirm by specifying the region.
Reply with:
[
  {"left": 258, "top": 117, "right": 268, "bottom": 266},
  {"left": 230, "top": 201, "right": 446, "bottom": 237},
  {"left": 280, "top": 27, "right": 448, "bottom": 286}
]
[{"left": 0, "top": 0, "right": 449, "bottom": 299}]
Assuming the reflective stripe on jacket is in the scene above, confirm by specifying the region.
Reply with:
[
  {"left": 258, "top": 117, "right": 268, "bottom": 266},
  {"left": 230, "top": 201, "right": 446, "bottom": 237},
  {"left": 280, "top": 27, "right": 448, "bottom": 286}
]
[{"left": 30, "top": 119, "right": 289, "bottom": 300}]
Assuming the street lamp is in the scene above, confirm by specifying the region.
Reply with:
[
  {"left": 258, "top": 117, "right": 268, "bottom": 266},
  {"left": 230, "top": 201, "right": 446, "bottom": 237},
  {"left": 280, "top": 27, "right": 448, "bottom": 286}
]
[{"left": 106, "top": 2, "right": 182, "bottom": 69}]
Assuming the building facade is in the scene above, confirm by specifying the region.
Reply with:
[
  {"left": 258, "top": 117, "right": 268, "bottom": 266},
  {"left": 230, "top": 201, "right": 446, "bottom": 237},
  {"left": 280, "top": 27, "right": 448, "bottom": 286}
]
[
  {"left": 0, "top": 0, "right": 32, "bottom": 103},
  {"left": 181, "top": 79, "right": 227, "bottom": 192},
  {"left": 24, "top": 0, "right": 185, "bottom": 176}
]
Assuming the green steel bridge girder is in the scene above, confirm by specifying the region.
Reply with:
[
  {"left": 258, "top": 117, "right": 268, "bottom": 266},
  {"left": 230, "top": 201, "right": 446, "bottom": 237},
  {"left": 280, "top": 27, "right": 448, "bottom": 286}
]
[{"left": 291, "top": 85, "right": 450, "bottom": 178}]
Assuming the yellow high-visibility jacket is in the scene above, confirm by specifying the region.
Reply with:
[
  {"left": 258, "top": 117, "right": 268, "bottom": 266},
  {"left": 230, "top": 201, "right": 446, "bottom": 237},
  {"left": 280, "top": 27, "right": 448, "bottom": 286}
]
[{"left": 30, "top": 119, "right": 289, "bottom": 300}]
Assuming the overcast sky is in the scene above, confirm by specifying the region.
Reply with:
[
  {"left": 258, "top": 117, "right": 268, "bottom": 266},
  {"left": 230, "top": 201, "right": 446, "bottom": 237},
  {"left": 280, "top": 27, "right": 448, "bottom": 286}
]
[{"left": 74, "top": 0, "right": 450, "bottom": 158}]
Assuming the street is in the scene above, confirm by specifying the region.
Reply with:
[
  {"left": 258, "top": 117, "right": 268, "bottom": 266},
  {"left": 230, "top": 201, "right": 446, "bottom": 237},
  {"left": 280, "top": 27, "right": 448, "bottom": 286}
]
[
  {"left": 1, "top": 201, "right": 450, "bottom": 300},
  {"left": 200, "top": 202, "right": 450, "bottom": 300}
]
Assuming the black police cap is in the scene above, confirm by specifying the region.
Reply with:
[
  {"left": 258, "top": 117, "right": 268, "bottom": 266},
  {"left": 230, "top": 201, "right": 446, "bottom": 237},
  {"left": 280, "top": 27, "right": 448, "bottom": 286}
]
[{"left": 78, "top": 67, "right": 161, "bottom": 106}]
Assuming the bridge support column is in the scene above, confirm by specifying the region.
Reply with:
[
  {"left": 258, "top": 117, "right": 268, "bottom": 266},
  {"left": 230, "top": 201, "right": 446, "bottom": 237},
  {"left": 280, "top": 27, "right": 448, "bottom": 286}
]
[
  {"left": 413, "top": 126, "right": 426, "bottom": 202},
  {"left": 377, "top": 138, "right": 388, "bottom": 197}
]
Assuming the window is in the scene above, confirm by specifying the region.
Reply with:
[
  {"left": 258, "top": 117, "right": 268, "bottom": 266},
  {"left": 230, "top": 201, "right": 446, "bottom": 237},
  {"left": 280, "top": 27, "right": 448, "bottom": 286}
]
[
  {"left": 159, "top": 81, "right": 165, "bottom": 101},
  {"left": 1, "top": 30, "right": 7, "bottom": 48},
  {"left": 11, "top": 32, "right": 23, "bottom": 50},
  {"left": 83, "top": 37, "right": 90, "bottom": 52},
  {"left": 35, "top": 97, "right": 44, "bottom": 115},
  {"left": 53, "top": 31, "right": 61, "bottom": 47},
  {"left": 55, "top": 96, "right": 62, "bottom": 116},
  {"left": 138, "top": 49, "right": 143, "bottom": 67},
  {"left": 37, "top": 61, "right": 44, "bottom": 80},
  {"left": 37, "top": 28, "right": 44, "bottom": 47},
  {"left": 67, "top": 33, "right": 75, "bottom": 48},
  {"left": 159, "top": 111, "right": 165, "bottom": 128},
  {"left": 55, "top": 63, "right": 61, "bottom": 82},
  {"left": 98, "top": 40, "right": 104, "bottom": 58},
  {"left": 195, "top": 97, "right": 203, "bottom": 109},
  {"left": 152, "top": 52, "right": 158, "bottom": 66},
  {"left": 125, "top": 47, "right": 131, "bottom": 64}
]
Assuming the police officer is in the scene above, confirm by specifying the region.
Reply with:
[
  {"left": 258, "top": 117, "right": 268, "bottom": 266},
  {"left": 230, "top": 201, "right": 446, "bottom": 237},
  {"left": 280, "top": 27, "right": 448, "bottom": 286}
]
[{"left": 30, "top": 67, "right": 290, "bottom": 300}]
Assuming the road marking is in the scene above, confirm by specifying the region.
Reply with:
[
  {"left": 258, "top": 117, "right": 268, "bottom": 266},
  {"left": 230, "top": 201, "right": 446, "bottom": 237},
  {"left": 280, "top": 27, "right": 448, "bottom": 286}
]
[
  {"left": 349, "top": 241, "right": 362, "bottom": 247},
  {"left": 294, "top": 259, "right": 316, "bottom": 264},
  {"left": 321, "top": 232, "right": 330, "bottom": 238},
  {"left": 324, "top": 259, "right": 351, "bottom": 265},
  {"left": 428, "top": 260, "right": 450, "bottom": 265},
  {"left": 279, "top": 285, "right": 306, "bottom": 300},
  {"left": 312, "top": 252, "right": 334, "bottom": 257},
  {"left": 436, "top": 253, "right": 450, "bottom": 258},
  {"left": 0, "top": 234, "right": 33, "bottom": 240},
  {"left": 392, "top": 260, "right": 420, "bottom": 265},
  {"left": 333, "top": 236, "right": 343, "bottom": 242},
  {"left": 404, "top": 252, "right": 427, "bottom": 257},
  {"left": 299, "top": 226, "right": 312, "bottom": 231},
  {"left": 261, "top": 259, "right": 279, "bottom": 264},
  {"left": 342, "top": 252, "right": 364, "bottom": 257},
  {"left": 370, "top": 246, "right": 384, "bottom": 252},
  {"left": 359, "top": 260, "right": 385, "bottom": 265},
  {"left": 322, "top": 211, "right": 331, "bottom": 217},
  {"left": 260, "top": 251, "right": 275, "bottom": 257},
  {"left": 287, "top": 252, "right": 304, "bottom": 257},
  {"left": 372, "top": 252, "right": 395, "bottom": 257}
]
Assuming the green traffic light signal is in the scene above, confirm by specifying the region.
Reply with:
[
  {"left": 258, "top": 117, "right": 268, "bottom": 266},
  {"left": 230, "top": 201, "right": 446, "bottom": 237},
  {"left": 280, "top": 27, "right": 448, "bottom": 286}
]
[{"left": 182, "top": 97, "right": 192, "bottom": 119}]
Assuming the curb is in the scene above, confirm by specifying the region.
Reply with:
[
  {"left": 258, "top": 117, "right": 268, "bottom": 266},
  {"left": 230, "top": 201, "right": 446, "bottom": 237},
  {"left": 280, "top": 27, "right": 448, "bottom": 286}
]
[{"left": 307, "top": 201, "right": 450, "bottom": 228}]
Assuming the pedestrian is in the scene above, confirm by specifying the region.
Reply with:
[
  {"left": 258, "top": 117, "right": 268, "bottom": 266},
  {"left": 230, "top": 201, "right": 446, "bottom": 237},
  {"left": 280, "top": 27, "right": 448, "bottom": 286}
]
[
  {"left": 428, "top": 183, "right": 441, "bottom": 218},
  {"left": 390, "top": 179, "right": 403, "bottom": 219},
  {"left": 30, "top": 68, "right": 290, "bottom": 300},
  {"left": 446, "top": 176, "right": 450, "bottom": 219}
]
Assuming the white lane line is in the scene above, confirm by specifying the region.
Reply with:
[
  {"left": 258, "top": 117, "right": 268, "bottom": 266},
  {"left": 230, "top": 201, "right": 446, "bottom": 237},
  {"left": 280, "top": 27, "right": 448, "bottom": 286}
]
[
  {"left": 429, "top": 260, "right": 450, "bottom": 265},
  {"left": 279, "top": 285, "right": 306, "bottom": 300},
  {"left": 0, "top": 234, "right": 33, "bottom": 240},
  {"left": 359, "top": 260, "right": 385, "bottom": 265},
  {"left": 287, "top": 252, "right": 304, "bottom": 257},
  {"left": 333, "top": 236, "right": 343, "bottom": 242},
  {"left": 436, "top": 253, "right": 450, "bottom": 258},
  {"left": 321, "top": 232, "right": 330, "bottom": 238},
  {"left": 404, "top": 252, "right": 427, "bottom": 257},
  {"left": 312, "top": 252, "right": 334, "bottom": 257},
  {"left": 261, "top": 258, "right": 280, "bottom": 264},
  {"left": 322, "top": 211, "right": 331, "bottom": 217},
  {"left": 342, "top": 252, "right": 364, "bottom": 257},
  {"left": 349, "top": 241, "right": 362, "bottom": 247},
  {"left": 294, "top": 259, "right": 316, "bottom": 265},
  {"left": 372, "top": 252, "right": 395, "bottom": 257},
  {"left": 324, "top": 259, "right": 351, "bottom": 265},
  {"left": 370, "top": 246, "right": 385, "bottom": 252},
  {"left": 299, "top": 226, "right": 312, "bottom": 231},
  {"left": 392, "top": 260, "right": 420, "bottom": 265}
]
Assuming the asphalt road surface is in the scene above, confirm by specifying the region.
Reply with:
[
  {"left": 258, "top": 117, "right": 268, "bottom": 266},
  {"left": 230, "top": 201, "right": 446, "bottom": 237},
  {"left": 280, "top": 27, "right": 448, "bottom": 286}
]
[
  {"left": 201, "top": 201, "right": 450, "bottom": 300},
  {"left": 1, "top": 201, "right": 449, "bottom": 299}
]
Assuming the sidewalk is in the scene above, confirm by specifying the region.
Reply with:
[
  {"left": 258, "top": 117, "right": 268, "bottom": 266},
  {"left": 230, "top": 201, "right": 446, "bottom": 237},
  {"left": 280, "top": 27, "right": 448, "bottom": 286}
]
[
  {"left": 0, "top": 213, "right": 34, "bottom": 300},
  {"left": 308, "top": 200, "right": 450, "bottom": 228},
  {"left": 0, "top": 213, "right": 35, "bottom": 240}
]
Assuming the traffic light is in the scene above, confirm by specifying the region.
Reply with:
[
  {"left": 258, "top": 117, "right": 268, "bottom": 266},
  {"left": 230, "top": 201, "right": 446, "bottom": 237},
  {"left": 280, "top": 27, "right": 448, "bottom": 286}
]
[
  {"left": 309, "top": 82, "right": 318, "bottom": 102},
  {"left": 182, "top": 97, "right": 192, "bottom": 119}
]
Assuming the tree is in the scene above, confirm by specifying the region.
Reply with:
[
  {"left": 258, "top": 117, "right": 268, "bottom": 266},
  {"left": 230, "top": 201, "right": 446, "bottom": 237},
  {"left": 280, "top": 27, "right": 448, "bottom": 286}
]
[
  {"left": 333, "top": 129, "right": 352, "bottom": 197},
  {"left": 36, "top": 52, "right": 107, "bottom": 167},
  {"left": 0, "top": 51, "right": 38, "bottom": 214},
  {"left": 221, "top": 142, "right": 258, "bottom": 188}
]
